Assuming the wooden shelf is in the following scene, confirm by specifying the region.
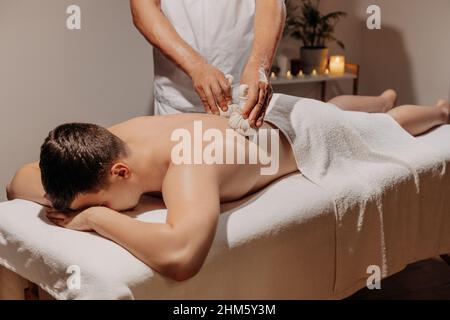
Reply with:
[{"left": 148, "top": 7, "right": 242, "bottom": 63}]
[
  {"left": 271, "top": 73, "right": 357, "bottom": 85},
  {"left": 269, "top": 63, "right": 360, "bottom": 101}
]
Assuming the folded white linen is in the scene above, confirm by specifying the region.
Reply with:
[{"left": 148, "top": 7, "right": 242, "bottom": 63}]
[{"left": 264, "top": 94, "right": 447, "bottom": 292}]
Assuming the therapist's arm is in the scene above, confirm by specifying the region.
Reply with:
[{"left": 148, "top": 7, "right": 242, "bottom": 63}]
[
  {"left": 241, "top": 0, "right": 286, "bottom": 127},
  {"left": 130, "top": 0, "right": 231, "bottom": 114},
  {"left": 6, "top": 162, "right": 50, "bottom": 206}
]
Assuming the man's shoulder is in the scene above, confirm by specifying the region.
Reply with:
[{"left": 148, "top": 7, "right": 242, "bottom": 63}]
[{"left": 163, "top": 163, "right": 219, "bottom": 190}]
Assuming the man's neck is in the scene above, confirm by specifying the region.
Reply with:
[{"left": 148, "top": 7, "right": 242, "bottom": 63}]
[{"left": 125, "top": 143, "right": 168, "bottom": 194}]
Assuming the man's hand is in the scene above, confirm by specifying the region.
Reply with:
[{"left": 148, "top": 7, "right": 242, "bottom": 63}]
[
  {"left": 190, "top": 62, "right": 232, "bottom": 115},
  {"left": 240, "top": 63, "right": 273, "bottom": 128},
  {"left": 46, "top": 207, "right": 94, "bottom": 232}
]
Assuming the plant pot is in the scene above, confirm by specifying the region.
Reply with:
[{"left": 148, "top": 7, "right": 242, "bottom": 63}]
[
  {"left": 290, "top": 59, "right": 302, "bottom": 76},
  {"left": 300, "top": 47, "right": 329, "bottom": 75}
]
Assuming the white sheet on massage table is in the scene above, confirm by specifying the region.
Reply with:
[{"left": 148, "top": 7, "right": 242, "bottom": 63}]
[{"left": 1, "top": 126, "right": 450, "bottom": 300}]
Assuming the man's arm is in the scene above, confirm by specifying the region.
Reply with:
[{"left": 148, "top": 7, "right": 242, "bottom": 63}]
[
  {"left": 83, "top": 165, "right": 220, "bottom": 281},
  {"left": 6, "top": 162, "right": 50, "bottom": 206},
  {"left": 130, "top": 0, "right": 231, "bottom": 114},
  {"left": 241, "top": 0, "right": 286, "bottom": 127}
]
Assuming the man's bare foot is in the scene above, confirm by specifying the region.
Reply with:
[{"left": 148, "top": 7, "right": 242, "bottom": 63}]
[
  {"left": 380, "top": 89, "right": 398, "bottom": 112},
  {"left": 437, "top": 99, "right": 450, "bottom": 123}
]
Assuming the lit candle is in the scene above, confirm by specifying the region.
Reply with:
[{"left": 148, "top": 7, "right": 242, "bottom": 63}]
[
  {"left": 329, "top": 55, "right": 345, "bottom": 76},
  {"left": 270, "top": 72, "right": 277, "bottom": 80},
  {"left": 311, "top": 69, "right": 317, "bottom": 76},
  {"left": 286, "top": 70, "right": 293, "bottom": 79},
  {"left": 298, "top": 70, "right": 304, "bottom": 77},
  {"left": 325, "top": 68, "right": 330, "bottom": 75}
]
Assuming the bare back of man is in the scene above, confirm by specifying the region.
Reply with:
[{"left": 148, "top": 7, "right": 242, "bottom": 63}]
[{"left": 108, "top": 113, "right": 298, "bottom": 204}]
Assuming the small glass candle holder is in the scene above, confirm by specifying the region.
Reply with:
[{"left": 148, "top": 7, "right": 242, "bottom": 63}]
[{"left": 329, "top": 55, "right": 345, "bottom": 76}]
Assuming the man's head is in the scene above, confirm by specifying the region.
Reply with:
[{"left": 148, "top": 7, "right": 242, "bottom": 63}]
[{"left": 40, "top": 123, "right": 139, "bottom": 212}]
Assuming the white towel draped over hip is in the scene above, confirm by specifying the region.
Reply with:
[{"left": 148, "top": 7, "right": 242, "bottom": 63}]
[{"left": 264, "top": 94, "right": 447, "bottom": 293}]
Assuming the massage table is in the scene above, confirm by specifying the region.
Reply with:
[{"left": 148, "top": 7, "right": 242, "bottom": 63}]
[{"left": 1, "top": 125, "right": 450, "bottom": 300}]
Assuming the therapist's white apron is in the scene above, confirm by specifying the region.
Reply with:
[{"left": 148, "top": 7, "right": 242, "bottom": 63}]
[{"left": 153, "top": 0, "right": 256, "bottom": 115}]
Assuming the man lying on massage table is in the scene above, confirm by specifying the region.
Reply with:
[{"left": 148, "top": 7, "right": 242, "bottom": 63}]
[{"left": 5, "top": 91, "right": 450, "bottom": 281}]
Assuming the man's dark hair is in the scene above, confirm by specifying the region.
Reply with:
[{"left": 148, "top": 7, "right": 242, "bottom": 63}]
[{"left": 39, "top": 123, "right": 127, "bottom": 211}]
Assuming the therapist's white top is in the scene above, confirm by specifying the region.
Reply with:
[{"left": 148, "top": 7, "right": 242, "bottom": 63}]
[{"left": 153, "top": 0, "right": 256, "bottom": 115}]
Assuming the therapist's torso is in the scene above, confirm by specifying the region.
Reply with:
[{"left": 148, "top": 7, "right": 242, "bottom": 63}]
[{"left": 154, "top": 0, "right": 256, "bottom": 115}]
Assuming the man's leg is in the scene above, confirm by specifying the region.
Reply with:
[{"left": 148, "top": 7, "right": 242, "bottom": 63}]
[
  {"left": 328, "top": 89, "right": 397, "bottom": 113},
  {"left": 388, "top": 99, "right": 449, "bottom": 136}
]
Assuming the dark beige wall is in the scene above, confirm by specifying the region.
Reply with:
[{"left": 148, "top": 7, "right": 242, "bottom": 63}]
[
  {"left": 357, "top": 0, "right": 450, "bottom": 105},
  {"left": 0, "top": 0, "right": 154, "bottom": 200},
  {"left": 278, "top": 0, "right": 450, "bottom": 105}
]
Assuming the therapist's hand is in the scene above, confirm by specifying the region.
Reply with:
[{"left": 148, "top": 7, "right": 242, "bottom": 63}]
[
  {"left": 190, "top": 62, "right": 232, "bottom": 115},
  {"left": 240, "top": 63, "right": 273, "bottom": 128}
]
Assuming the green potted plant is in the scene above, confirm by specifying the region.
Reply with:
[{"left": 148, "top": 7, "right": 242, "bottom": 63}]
[{"left": 284, "top": 0, "right": 347, "bottom": 74}]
